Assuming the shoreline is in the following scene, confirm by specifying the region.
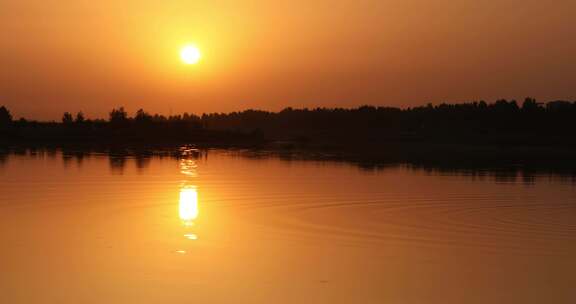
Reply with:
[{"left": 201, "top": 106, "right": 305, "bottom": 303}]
[{"left": 2, "top": 140, "right": 576, "bottom": 173}]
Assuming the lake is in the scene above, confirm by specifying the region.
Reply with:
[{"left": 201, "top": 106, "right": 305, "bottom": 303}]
[{"left": 1, "top": 147, "right": 575, "bottom": 303}]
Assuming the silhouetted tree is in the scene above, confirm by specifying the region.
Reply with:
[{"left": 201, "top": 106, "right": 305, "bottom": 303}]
[
  {"left": 522, "top": 97, "right": 540, "bottom": 112},
  {"left": 547, "top": 100, "right": 573, "bottom": 112},
  {"left": 75, "top": 112, "right": 85, "bottom": 124},
  {"left": 0, "top": 106, "right": 12, "bottom": 127},
  {"left": 62, "top": 112, "right": 73, "bottom": 124},
  {"left": 478, "top": 100, "right": 488, "bottom": 109},
  {"left": 135, "top": 109, "right": 152, "bottom": 124},
  {"left": 109, "top": 107, "right": 128, "bottom": 127},
  {"left": 493, "top": 99, "right": 518, "bottom": 112}
]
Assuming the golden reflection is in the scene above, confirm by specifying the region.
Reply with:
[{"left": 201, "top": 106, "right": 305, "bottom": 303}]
[
  {"left": 179, "top": 186, "right": 198, "bottom": 226},
  {"left": 184, "top": 233, "right": 198, "bottom": 240},
  {"left": 180, "top": 158, "right": 198, "bottom": 177},
  {"left": 178, "top": 147, "right": 201, "bottom": 242}
]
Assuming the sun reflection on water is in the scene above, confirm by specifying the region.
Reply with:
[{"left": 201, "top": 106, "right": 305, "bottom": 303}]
[
  {"left": 179, "top": 186, "right": 199, "bottom": 226},
  {"left": 180, "top": 158, "right": 198, "bottom": 177},
  {"left": 178, "top": 148, "right": 201, "bottom": 243}
]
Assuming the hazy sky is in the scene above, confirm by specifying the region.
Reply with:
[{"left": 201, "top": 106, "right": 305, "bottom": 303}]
[{"left": 1, "top": 0, "right": 575, "bottom": 120}]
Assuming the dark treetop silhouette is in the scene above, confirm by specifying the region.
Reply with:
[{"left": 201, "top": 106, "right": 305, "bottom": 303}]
[{"left": 1, "top": 98, "right": 575, "bottom": 148}]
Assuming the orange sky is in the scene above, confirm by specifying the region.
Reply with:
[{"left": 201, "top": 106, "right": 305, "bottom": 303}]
[{"left": 1, "top": 0, "right": 576, "bottom": 120}]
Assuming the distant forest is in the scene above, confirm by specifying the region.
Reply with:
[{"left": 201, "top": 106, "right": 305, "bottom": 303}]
[{"left": 1, "top": 98, "right": 576, "bottom": 146}]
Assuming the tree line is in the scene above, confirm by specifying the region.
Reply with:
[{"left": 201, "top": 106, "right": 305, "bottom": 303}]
[{"left": 1, "top": 98, "right": 576, "bottom": 145}]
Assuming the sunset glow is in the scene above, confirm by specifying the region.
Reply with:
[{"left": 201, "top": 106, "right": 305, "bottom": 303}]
[
  {"left": 2, "top": 1, "right": 576, "bottom": 119},
  {"left": 2, "top": 1, "right": 576, "bottom": 303}
]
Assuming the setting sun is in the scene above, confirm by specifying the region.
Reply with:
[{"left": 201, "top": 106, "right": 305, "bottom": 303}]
[{"left": 180, "top": 45, "right": 201, "bottom": 65}]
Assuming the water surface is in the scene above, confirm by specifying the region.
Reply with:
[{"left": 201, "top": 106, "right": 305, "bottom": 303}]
[{"left": 1, "top": 148, "right": 575, "bottom": 303}]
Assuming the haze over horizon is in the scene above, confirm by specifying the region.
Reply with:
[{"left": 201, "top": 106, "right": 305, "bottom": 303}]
[{"left": 2, "top": 0, "right": 576, "bottom": 120}]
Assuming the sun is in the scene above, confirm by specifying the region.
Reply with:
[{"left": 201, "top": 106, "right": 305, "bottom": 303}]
[{"left": 180, "top": 45, "right": 201, "bottom": 64}]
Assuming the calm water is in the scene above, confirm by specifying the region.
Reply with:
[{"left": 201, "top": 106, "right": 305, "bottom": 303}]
[{"left": 1, "top": 148, "right": 576, "bottom": 304}]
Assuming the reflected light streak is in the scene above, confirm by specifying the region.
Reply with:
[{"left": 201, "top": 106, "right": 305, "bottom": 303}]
[
  {"left": 184, "top": 233, "right": 198, "bottom": 240},
  {"left": 180, "top": 158, "right": 198, "bottom": 177},
  {"left": 179, "top": 186, "right": 199, "bottom": 226}
]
